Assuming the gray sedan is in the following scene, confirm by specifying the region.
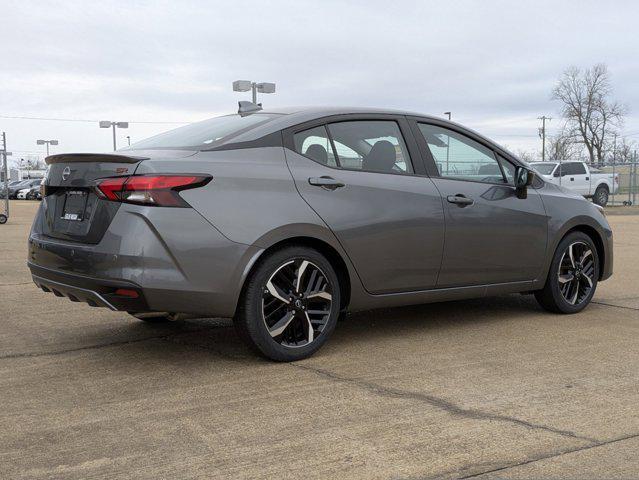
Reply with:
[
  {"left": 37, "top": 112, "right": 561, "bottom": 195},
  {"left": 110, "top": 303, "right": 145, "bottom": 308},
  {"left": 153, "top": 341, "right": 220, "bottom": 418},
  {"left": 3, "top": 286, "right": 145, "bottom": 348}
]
[{"left": 28, "top": 107, "right": 613, "bottom": 361}]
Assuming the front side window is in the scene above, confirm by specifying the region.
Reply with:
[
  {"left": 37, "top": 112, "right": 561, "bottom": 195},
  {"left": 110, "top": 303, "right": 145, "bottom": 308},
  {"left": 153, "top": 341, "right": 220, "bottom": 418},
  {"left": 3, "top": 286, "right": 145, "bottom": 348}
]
[
  {"left": 327, "top": 121, "right": 413, "bottom": 174},
  {"left": 418, "top": 124, "right": 506, "bottom": 183}
]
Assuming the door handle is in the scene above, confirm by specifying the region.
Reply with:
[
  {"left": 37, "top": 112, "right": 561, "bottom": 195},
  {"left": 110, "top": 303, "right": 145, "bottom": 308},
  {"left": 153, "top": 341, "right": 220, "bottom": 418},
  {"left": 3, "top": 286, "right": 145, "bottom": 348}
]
[
  {"left": 446, "top": 194, "right": 474, "bottom": 207},
  {"left": 570, "top": 177, "right": 575, "bottom": 181},
  {"left": 585, "top": 177, "right": 589, "bottom": 181},
  {"left": 308, "top": 176, "right": 345, "bottom": 190}
]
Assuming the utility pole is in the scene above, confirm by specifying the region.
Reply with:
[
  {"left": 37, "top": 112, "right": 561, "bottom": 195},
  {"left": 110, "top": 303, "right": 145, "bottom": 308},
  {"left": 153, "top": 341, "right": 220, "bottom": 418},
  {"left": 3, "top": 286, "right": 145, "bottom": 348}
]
[{"left": 538, "top": 116, "right": 551, "bottom": 161}]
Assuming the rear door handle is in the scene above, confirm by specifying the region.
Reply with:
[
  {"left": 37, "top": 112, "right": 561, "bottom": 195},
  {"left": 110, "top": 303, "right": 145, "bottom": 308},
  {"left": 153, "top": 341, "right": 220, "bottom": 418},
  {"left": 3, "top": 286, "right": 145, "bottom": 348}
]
[
  {"left": 446, "top": 194, "right": 474, "bottom": 207},
  {"left": 308, "top": 176, "right": 345, "bottom": 190}
]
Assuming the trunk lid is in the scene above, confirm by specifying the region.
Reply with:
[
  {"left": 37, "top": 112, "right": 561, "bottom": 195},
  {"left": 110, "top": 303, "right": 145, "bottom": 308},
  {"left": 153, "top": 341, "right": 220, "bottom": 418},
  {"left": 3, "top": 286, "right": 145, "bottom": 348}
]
[{"left": 41, "top": 150, "right": 196, "bottom": 244}]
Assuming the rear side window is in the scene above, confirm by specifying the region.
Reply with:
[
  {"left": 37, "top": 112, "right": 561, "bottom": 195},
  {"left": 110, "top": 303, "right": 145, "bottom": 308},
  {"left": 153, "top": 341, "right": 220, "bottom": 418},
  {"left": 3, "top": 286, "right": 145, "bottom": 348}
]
[
  {"left": 293, "top": 120, "right": 413, "bottom": 175},
  {"left": 559, "top": 162, "right": 586, "bottom": 175},
  {"left": 293, "top": 126, "right": 338, "bottom": 166},
  {"left": 129, "top": 114, "right": 280, "bottom": 150},
  {"left": 328, "top": 121, "right": 413, "bottom": 174}
]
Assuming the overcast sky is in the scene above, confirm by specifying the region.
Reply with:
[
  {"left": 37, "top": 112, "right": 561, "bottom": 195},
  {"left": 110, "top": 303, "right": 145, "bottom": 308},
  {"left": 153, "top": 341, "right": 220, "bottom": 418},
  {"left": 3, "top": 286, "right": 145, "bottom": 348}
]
[{"left": 2, "top": 0, "right": 639, "bottom": 165}]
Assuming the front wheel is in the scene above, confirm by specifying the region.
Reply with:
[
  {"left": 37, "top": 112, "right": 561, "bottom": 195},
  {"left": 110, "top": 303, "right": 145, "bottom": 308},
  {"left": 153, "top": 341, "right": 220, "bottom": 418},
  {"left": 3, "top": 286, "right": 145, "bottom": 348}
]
[
  {"left": 593, "top": 186, "right": 609, "bottom": 207},
  {"left": 234, "top": 246, "right": 341, "bottom": 361},
  {"left": 534, "top": 232, "right": 599, "bottom": 314}
]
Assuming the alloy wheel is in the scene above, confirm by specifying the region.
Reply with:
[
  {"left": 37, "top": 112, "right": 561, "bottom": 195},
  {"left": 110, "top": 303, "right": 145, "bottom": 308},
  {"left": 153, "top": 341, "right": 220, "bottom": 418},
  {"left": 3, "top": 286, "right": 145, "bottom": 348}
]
[
  {"left": 557, "top": 241, "right": 595, "bottom": 305},
  {"left": 261, "top": 258, "right": 333, "bottom": 347}
]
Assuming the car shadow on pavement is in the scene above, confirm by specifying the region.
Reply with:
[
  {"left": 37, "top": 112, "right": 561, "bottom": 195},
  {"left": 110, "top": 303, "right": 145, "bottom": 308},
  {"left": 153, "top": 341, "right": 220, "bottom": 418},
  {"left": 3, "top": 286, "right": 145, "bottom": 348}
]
[{"left": 115, "top": 293, "right": 546, "bottom": 363}]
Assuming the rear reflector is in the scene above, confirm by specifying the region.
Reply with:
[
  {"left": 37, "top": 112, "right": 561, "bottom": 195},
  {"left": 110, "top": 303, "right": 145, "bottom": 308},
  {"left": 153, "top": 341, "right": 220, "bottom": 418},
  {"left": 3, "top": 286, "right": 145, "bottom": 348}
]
[
  {"left": 95, "top": 174, "right": 211, "bottom": 207},
  {"left": 114, "top": 288, "right": 140, "bottom": 298}
]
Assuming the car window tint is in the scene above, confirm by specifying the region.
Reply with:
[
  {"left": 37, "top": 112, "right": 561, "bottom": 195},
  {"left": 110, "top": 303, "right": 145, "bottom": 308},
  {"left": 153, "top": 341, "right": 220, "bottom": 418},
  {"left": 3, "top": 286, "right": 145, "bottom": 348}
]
[
  {"left": 418, "top": 124, "right": 505, "bottom": 183},
  {"left": 327, "top": 121, "right": 413, "bottom": 174},
  {"left": 293, "top": 126, "right": 338, "bottom": 166}
]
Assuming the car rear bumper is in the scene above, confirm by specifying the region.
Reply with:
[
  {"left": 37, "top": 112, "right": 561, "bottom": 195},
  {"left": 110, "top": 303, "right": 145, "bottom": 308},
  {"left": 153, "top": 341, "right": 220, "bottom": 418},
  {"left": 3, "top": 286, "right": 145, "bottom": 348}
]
[{"left": 28, "top": 203, "right": 262, "bottom": 317}]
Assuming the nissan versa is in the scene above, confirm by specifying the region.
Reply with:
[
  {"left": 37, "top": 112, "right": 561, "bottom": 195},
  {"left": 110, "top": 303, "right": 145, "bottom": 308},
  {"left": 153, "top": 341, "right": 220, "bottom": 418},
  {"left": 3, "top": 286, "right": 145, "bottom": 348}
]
[{"left": 28, "top": 107, "right": 613, "bottom": 361}]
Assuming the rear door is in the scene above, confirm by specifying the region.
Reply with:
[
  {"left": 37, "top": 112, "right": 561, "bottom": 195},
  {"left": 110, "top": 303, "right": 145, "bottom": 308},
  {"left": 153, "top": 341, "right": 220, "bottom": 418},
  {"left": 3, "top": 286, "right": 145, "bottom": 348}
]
[
  {"left": 284, "top": 116, "right": 445, "bottom": 294},
  {"left": 412, "top": 120, "right": 548, "bottom": 288}
]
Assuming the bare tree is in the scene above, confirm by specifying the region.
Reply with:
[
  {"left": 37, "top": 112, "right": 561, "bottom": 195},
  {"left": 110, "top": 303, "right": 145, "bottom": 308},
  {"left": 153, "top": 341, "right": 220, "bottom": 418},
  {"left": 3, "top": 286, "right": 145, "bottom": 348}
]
[
  {"left": 515, "top": 149, "right": 536, "bottom": 163},
  {"left": 551, "top": 64, "right": 626, "bottom": 164},
  {"left": 614, "top": 137, "right": 636, "bottom": 164},
  {"left": 546, "top": 128, "right": 578, "bottom": 160}
]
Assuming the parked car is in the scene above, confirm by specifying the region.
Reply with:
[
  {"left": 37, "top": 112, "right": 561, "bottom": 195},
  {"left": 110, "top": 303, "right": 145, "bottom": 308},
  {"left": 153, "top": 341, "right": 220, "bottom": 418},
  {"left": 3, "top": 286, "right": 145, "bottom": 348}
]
[
  {"left": 28, "top": 107, "right": 613, "bottom": 361},
  {"left": 17, "top": 181, "right": 42, "bottom": 200},
  {"left": 8, "top": 179, "right": 43, "bottom": 199},
  {"left": 530, "top": 161, "right": 619, "bottom": 206}
]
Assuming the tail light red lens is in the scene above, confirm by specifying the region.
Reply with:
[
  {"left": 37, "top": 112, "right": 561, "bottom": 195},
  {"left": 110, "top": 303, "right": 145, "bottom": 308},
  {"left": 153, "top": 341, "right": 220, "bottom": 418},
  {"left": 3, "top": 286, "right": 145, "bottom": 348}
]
[{"left": 96, "top": 174, "right": 211, "bottom": 207}]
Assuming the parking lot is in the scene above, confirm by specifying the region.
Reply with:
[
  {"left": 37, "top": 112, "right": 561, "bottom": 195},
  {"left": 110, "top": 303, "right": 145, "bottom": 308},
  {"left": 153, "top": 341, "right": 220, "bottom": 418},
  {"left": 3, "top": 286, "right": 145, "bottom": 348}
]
[{"left": 1, "top": 200, "right": 638, "bottom": 479}]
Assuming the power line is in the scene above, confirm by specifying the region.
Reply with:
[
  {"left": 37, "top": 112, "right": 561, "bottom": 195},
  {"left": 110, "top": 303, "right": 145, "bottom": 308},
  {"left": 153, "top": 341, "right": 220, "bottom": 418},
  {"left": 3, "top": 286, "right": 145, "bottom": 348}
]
[{"left": 0, "top": 114, "right": 190, "bottom": 125}]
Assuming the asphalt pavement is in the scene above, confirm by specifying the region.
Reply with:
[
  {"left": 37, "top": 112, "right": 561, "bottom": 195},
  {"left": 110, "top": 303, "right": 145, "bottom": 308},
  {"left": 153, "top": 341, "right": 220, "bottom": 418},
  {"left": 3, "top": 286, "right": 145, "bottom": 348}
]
[{"left": 1, "top": 200, "right": 638, "bottom": 479}]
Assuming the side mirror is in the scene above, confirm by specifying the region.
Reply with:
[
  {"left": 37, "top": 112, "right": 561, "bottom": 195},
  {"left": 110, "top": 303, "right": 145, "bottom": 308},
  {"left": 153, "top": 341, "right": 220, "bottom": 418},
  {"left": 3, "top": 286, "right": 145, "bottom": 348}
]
[{"left": 515, "top": 166, "right": 535, "bottom": 199}]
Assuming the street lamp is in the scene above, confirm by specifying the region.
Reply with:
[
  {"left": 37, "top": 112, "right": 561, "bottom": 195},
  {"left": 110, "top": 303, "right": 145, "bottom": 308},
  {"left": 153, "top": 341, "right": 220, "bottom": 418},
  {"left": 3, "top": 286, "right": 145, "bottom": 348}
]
[
  {"left": 36, "top": 139, "right": 59, "bottom": 156},
  {"left": 126, "top": 135, "right": 131, "bottom": 147},
  {"left": 233, "top": 80, "right": 276, "bottom": 104},
  {"left": 99, "top": 121, "right": 129, "bottom": 151}
]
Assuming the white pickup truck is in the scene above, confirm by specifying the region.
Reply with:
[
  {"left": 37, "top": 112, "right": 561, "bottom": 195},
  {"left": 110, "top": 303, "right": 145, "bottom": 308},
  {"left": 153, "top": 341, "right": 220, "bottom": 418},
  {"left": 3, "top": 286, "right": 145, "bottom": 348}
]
[{"left": 530, "top": 161, "right": 619, "bottom": 206}]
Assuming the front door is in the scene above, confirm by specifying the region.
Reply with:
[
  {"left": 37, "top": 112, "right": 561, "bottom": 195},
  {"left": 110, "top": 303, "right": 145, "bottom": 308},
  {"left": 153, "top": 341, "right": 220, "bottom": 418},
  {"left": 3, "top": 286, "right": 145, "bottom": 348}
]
[
  {"left": 414, "top": 122, "right": 548, "bottom": 288},
  {"left": 284, "top": 118, "right": 445, "bottom": 294}
]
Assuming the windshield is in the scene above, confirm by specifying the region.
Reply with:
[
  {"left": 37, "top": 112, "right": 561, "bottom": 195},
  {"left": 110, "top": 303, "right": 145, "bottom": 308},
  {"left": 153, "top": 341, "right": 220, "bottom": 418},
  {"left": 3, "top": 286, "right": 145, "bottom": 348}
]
[
  {"left": 128, "top": 113, "right": 281, "bottom": 150},
  {"left": 530, "top": 163, "right": 557, "bottom": 175}
]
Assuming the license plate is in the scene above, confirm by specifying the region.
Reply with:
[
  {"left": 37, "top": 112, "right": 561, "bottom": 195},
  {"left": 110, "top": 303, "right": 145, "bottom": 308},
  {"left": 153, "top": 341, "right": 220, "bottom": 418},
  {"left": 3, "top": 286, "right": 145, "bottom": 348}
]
[{"left": 62, "top": 190, "right": 88, "bottom": 221}]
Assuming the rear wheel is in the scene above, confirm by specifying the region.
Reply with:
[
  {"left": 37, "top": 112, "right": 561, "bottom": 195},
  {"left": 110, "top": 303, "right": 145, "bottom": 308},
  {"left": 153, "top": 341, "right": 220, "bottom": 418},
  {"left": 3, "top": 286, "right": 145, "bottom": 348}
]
[
  {"left": 534, "top": 232, "right": 599, "bottom": 314},
  {"left": 234, "top": 246, "right": 340, "bottom": 361},
  {"left": 593, "top": 185, "right": 609, "bottom": 207},
  {"left": 0, "top": 214, "right": 6, "bottom": 224}
]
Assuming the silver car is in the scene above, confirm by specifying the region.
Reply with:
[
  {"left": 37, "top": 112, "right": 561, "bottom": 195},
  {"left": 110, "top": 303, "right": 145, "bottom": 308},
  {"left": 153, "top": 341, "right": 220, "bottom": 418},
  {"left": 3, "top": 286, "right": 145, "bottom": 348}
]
[{"left": 28, "top": 107, "right": 613, "bottom": 361}]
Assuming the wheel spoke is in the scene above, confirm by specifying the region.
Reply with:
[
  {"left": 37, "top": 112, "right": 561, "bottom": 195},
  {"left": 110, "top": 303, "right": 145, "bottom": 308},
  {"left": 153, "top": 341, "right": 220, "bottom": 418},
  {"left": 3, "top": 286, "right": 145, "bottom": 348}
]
[
  {"left": 266, "top": 280, "right": 290, "bottom": 305},
  {"left": 304, "top": 311, "right": 314, "bottom": 343},
  {"left": 307, "top": 291, "right": 332, "bottom": 300},
  {"left": 581, "top": 272, "right": 593, "bottom": 288},
  {"left": 568, "top": 244, "right": 576, "bottom": 268},
  {"left": 268, "top": 311, "right": 296, "bottom": 337},
  {"left": 558, "top": 273, "right": 574, "bottom": 284},
  {"left": 568, "top": 278, "right": 579, "bottom": 304},
  {"left": 295, "top": 260, "right": 310, "bottom": 293}
]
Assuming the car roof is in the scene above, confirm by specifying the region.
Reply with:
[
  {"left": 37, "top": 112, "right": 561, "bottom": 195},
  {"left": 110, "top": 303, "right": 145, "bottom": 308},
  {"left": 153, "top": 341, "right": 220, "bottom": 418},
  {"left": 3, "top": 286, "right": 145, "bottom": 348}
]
[{"left": 227, "top": 106, "right": 444, "bottom": 144}]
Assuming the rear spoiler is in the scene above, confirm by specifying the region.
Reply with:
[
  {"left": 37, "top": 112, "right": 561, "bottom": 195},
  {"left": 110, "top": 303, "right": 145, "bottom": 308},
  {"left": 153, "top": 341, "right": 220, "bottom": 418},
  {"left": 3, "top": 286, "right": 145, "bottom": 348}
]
[{"left": 45, "top": 153, "right": 149, "bottom": 165}]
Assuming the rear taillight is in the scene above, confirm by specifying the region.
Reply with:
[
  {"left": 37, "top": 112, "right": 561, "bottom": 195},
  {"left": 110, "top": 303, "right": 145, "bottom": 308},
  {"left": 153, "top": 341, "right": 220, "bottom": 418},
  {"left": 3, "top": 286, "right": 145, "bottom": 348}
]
[{"left": 95, "top": 174, "right": 211, "bottom": 207}]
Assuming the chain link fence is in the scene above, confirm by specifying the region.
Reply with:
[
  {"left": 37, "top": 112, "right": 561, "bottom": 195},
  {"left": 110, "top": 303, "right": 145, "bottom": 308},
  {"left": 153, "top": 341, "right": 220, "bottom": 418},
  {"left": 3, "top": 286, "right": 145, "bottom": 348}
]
[{"left": 599, "top": 161, "right": 639, "bottom": 206}]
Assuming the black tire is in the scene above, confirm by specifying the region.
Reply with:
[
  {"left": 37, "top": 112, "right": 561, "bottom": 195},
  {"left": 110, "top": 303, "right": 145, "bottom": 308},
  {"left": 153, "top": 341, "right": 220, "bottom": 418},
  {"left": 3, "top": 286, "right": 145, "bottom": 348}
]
[
  {"left": 234, "top": 245, "right": 341, "bottom": 361},
  {"left": 129, "top": 312, "right": 174, "bottom": 323},
  {"left": 593, "top": 185, "right": 609, "bottom": 207},
  {"left": 0, "top": 214, "right": 7, "bottom": 224},
  {"left": 534, "top": 231, "right": 599, "bottom": 314}
]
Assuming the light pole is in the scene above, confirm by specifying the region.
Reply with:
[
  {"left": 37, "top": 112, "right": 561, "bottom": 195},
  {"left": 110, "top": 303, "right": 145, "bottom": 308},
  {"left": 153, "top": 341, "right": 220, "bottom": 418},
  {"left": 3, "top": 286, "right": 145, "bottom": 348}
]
[
  {"left": 233, "top": 80, "right": 276, "bottom": 105},
  {"left": 444, "top": 111, "right": 451, "bottom": 120},
  {"left": 99, "top": 121, "right": 129, "bottom": 151},
  {"left": 36, "top": 139, "right": 59, "bottom": 157},
  {"left": 126, "top": 136, "right": 131, "bottom": 147}
]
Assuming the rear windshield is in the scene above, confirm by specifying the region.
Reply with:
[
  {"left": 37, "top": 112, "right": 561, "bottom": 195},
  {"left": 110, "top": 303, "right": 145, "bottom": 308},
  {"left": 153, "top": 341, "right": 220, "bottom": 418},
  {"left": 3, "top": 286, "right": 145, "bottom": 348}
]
[{"left": 128, "top": 113, "right": 281, "bottom": 150}]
